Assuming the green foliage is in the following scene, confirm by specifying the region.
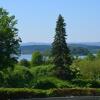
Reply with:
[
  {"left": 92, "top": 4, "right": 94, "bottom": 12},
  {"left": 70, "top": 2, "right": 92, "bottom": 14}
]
[
  {"left": 71, "top": 79, "right": 92, "bottom": 88},
  {"left": 0, "top": 88, "right": 47, "bottom": 99},
  {"left": 70, "top": 47, "right": 90, "bottom": 56},
  {"left": 96, "top": 50, "right": 100, "bottom": 59},
  {"left": 19, "top": 59, "right": 30, "bottom": 67},
  {"left": 31, "top": 51, "right": 43, "bottom": 66},
  {"left": 0, "top": 8, "right": 21, "bottom": 70},
  {"left": 33, "top": 77, "right": 57, "bottom": 89},
  {"left": 48, "top": 88, "right": 100, "bottom": 97},
  {"left": 69, "top": 65, "right": 81, "bottom": 79},
  {"left": 90, "top": 80, "right": 100, "bottom": 88},
  {"left": 30, "top": 64, "right": 54, "bottom": 78},
  {"left": 73, "top": 58, "right": 100, "bottom": 80},
  {"left": 71, "top": 79, "right": 100, "bottom": 88},
  {"left": 52, "top": 15, "right": 72, "bottom": 67},
  {"left": 0, "top": 88, "right": 99, "bottom": 99},
  {"left": 85, "top": 53, "right": 95, "bottom": 60},
  {"left": 44, "top": 57, "right": 53, "bottom": 65},
  {"left": 0, "top": 10, "right": 100, "bottom": 90},
  {"left": 0, "top": 71, "right": 4, "bottom": 87},
  {"left": 52, "top": 15, "right": 72, "bottom": 80},
  {"left": 33, "top": 77, "right": 74, "bottom": 89},
  {"left": 5, "top": 66, "right": 33, "bottom": 87}
]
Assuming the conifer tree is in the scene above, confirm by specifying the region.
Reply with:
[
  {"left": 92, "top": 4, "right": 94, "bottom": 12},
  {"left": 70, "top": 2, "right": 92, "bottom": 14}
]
[{"left": 52, "top": 15, "right": 72, "bottom": 80}]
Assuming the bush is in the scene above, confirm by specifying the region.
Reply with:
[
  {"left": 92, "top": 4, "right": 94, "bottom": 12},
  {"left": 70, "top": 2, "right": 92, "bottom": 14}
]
[
  {"left": 31, "top": 51, "right": 43, "bottom": 66},
  {"left": 71, "top": 79, "right": 91, "bottom": 87},
  {"left": 48, "top": 88, "right": 100, "bottom": 97},
  {"left": 30, "top": 64, "right": 54, "bottom": 78},
  {"left": 0, "top": 88, "right": 47, "bottom": 99},
  {"left": 85, "top": 53, "right": 95, "bottom": 61},
  {"left": 90, "top": 80, "right": 100, "bottom": 88},
  {"left": 71, "top": 79, "right": 100, "bottom": 88},
  {"left": 53, "top": 65, "right": 81, "bottom": 80},
  {"left": 33, "top": 77, "right": 74, "bottom": 89},
  {"left": 33, "top": 78, "right": 57, "bottom": 89},
  {"left": 0, "top": 88, "right": 99, "bottom": 99},
  {"left": 19, "top": 59, "right": 30, "bottom": 67},
  {"left": 72, "top": 58, "right": 100, "bottom": 80},
  {"left": 0, "top": 71, "right": 4, "bottom": 87},
  {"left": 96, "top": 50, "right": 100, "bottom": 59},
  {"left": 6, "top": 66, "right": 33, "bottom": 87}
]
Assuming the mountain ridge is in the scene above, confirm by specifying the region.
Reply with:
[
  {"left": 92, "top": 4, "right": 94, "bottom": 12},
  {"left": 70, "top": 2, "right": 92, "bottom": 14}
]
[{"left": 21, "top": 42, "right": 100, "bottom": 46}]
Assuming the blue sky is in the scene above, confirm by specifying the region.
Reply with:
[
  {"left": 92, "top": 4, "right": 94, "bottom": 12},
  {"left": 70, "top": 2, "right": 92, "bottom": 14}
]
[{"left": 0, "top": 0, "right": 100, "bottom": 43}]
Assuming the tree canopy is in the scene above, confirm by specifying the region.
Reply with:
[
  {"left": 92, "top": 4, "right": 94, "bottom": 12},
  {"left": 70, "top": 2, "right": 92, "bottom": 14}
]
[{"left": 0, "top": 8, "right": 21, "bottom": 70}]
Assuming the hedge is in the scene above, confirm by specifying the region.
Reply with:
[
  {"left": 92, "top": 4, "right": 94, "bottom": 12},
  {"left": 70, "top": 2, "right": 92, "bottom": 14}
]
[
  {"left": 48, "top": 88, "right": 100, "bottom": 97},
  {"left": 0, "top": 88, "right": 47, "bottom": 99},
  {"left": 0, "top": 88, "right": 100, "bottom": 99}
]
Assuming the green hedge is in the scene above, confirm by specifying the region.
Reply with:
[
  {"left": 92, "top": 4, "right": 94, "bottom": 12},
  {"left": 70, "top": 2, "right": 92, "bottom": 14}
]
[
  {"left": 0, "top": 88, "right": 100, "bottom": 99},
  {"left": 48, "top": 88, "right": 100, "bottom": 97},
  {"left": 0, "top": 88, "right": 47, "bottom": 99},
  {"left": 71, "top": 79, "right": 100, "bottom": 88}
]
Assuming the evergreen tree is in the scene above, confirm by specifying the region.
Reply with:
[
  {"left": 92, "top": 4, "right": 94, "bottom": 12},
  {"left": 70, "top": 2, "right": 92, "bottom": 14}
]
[{"left": 52, "top": 15, "right": 72, "bottom": 80}]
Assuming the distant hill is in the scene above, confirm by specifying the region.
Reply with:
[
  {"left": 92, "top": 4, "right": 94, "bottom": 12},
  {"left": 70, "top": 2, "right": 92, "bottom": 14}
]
[
  {"left": 21, "top": 42, "right": 50, "bottom": 46},
  {"left": 20, "top": 42, "right": 100, "bottom": 55},
  {"left": 77, "top": 42, "right": 100, "bottom": 46}
]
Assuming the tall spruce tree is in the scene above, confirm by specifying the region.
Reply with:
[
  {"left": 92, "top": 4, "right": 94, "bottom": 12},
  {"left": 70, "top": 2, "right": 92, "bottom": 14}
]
[{"left": 52, "top": 15, "right": 72, "bottom": 80}]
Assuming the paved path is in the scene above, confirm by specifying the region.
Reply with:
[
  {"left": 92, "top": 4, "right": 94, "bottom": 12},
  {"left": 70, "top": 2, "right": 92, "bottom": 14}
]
[{"left": 19, "top": 96, "right": 100, "bottom": 100}]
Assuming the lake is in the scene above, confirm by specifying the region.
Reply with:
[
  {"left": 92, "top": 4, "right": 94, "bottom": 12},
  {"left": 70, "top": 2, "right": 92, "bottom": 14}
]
[
  {"left": 19, "top": 54, "right": 87, "bottom": 61},
  {"left": 19, "top": 54, "right": 32, "bottom": 61}
]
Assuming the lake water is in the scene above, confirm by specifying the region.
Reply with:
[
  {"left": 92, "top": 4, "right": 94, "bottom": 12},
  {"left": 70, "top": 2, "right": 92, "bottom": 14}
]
[
  {"left": 19, "top": 54, "right": 87, "bottom": 61},
  {"left": 19, "top": 54, "right": 32, "bottom": 61}
]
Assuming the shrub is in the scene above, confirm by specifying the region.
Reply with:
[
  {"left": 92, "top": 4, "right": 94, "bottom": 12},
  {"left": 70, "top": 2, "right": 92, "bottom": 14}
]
[
  {"left": 96, "top": 50, "right": 100, "bottom": 59},
  {"left": 6, "top": 66, "right": 33, "bottom": 87},
  {"left": 71, "top": 79, "right": 100, "bottom": 88},
  {"left": 72, "top": 58, "right": 100, "bottom": 80},
  {"left": 19, "top": 59, "right": 30, "bottom": 67},
  {"left": 33, "top": 77, "right": 74, "bottom": 89},
  {"left": 33, "top": 77, "right": 57, "bottom": 89},
  {"left": 0, "top": 71, "right": 4, "bottom": 87},
  {"left": 31, "top": 51, "right": 43, "bottom": 66},
  {"left": 30, "top": 64, "right": 54, "bottom": 78},
  {"left": 71, "top": 79, "right": 91, "bottom": 87},
  {"left": 90, "top": 80, "right": 100, "bottom": 88},
  {"left": 85, "top": 53, "right": 95, "bottom": 61},
  {"left": 48, "top": 88, "right": 100, "bottom": 97},
  {"left": 0, "top": 88, "right": 99, "bottom": 99},
  {"left": 0, "top": 88, "right": 47, "bottom": 99}
]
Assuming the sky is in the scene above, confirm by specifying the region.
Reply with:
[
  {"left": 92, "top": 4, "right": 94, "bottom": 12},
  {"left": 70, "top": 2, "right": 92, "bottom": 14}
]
[{"left": 0, "top": 0, "right": 100, "bottom": 43}]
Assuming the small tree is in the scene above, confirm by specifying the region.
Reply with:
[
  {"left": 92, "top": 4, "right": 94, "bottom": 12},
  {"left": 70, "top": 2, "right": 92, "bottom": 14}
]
[
  {"left": 52, "top": 15, "right": 72, "bottom": 80},
  {"left": 31, "top": 51, "right": 43, "bottom": 66},
  {"left": 19, "top": 59, "right": 30, "bottom": 67},
  {"left": 85, "top": 53, "right": 95, "bottom": 61},
  {"left": 0, "top": 8, "right": 21, "bottom": 70},
  {"left": 96, "top": 50, "right": 100, "bottom": 59}
]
